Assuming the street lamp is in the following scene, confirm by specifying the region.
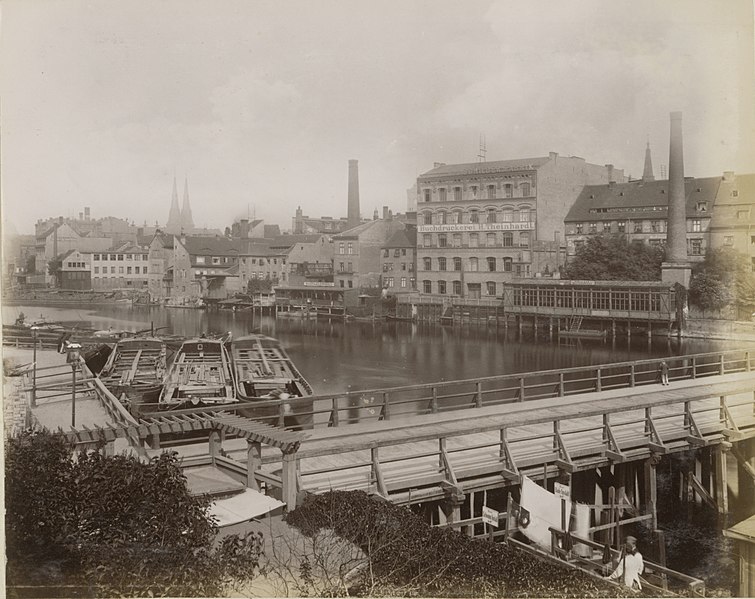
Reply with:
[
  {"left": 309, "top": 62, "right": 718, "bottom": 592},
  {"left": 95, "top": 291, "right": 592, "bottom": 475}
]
[
  {"left": 66, "top": 342, "right": 82, "bottom": 428},
  {"left": 31, "top": 326, "right": 39, "bottom": 408}
]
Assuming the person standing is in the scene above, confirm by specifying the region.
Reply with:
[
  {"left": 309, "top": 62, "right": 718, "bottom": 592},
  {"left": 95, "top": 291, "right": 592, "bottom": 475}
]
[
  {"left": 658, "top": 360, "right": 670, "bottom": 386},
  {"left": 606, "top": 536, "right": 644, "bottom": 590}
]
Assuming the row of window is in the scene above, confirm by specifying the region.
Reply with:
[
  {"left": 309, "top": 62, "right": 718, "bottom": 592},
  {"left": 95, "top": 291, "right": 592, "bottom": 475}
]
[
  {"left": 571, "top": 219, "right": 707, "bottom": 234},
  {"left": 512, "top": 288, "right": 664, "bottom": 312},
  {"left": 422, "top": 280, "right": 500, "bottom": 296},
  {"left": 94, "top": 266, "right": 149, "bottom": 275},
  {"left": 382, "top": 262, "right": 415, "bottom": 272},
  {"left": 93, "top": 254, "right": 147, "bottom": 261},
  {"left": 423, "top": 256, "right": 515, "bottom": 272},
  {"left": 421, "top": 208, "right": 531, "bottom": 225},
  {"left": 338, "top": 242, "right": 355, "bottom": 255},
  {"left": 572, "top": 237, "right": 706, "bottom": 255},
  {"left": 382, "top": 276, "right": 415, "bottom": 288},
  {"left": 383, "top": 248, "right": 409, "bottom": 258},
  {"left": 422, "top": 231, "right": 530, "bottom": 248},
  {"left": 65, "top": 261, "right": 86, "bottom": 268},
  {"left": 239, "top": 257, "right": 285, "bottom": 266},
  {"left": 422, "top": 182, "right": 532, "bottom": 202}
]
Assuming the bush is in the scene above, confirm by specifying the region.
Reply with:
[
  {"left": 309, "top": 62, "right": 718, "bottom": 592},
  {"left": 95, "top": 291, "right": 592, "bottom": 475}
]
[
  {"left": 564, "top": 234, "right": 664, "bottom": 281},
  {"left": 5, "top": 430, "right": 263, "bottom": 597}
]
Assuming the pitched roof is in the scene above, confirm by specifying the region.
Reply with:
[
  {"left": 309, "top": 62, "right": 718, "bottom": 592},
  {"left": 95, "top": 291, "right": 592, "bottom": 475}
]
[
  {"left": 263, "top": 224, "right": 281, "bottom": 238},
  {"left": 268, "top": 234, "right": 324, "bottom": 248},
  {"left": 180, "top": 236, "right": 242, "bottom": 256},
  {"left": 419, "top": 157, "right": 551, "bottom": 178},
  {"left": 564, "top": 177, "right": 721, "bottom": 222},
  {"left": 383, "top": 228, "right": 416, "bottom": 248}
]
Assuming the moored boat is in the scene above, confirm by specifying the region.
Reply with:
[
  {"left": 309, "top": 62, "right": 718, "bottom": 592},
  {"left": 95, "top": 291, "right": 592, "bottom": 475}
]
[
  {"left": 99, "top": 337, "right": 167, "bottom": 411},
  {"left": 231, "top": 334, "right": 314, "bottom": 428},
  {"left": 159, "top": 338, "right": 236, "bottom": 409}
]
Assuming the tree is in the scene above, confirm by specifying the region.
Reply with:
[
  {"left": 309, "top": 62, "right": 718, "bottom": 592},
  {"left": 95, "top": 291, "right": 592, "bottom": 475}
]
[
  {"left": 25, "top": 254, "right": 36, "bottom": 274},
  {"left": 564, "top": 234, "right": 664, "bottom": 281},
  {"left": 47, "top": 257, "right": 63, "bottom": 286},
  {"left": 689, "top": 247, "right": 755, "bottom": 316},
  {"left": 247, "top": 274, "right": 276, "bottom": 295},
  {"left": 5, "top": 430, "right": 263, "bottom": 597}
]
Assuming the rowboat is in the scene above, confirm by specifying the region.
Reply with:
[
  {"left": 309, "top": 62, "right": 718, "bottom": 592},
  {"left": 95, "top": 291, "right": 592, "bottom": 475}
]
[
  {"left": 231, "top": 334, "right": 313, "bottom": 428},
  {"left": 99, "top": 337, "right": 167, "bottom": 409},
  {"left": 158, "top": 338, "right": 236, "bottom": 409}
]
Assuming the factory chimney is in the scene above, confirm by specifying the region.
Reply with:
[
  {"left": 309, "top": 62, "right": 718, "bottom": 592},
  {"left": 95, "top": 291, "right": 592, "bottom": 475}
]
[
  {"left": 662, "top": 111, "right": 692, "bottom": 288},
  {"left": 347, "top": 159, "right": 360, "bottom": 230}
]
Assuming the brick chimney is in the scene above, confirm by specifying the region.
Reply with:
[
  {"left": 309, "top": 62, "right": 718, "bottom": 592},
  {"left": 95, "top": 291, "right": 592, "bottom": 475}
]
[{"left": 347, "top": 160, "right": 360, "bottom": 229}]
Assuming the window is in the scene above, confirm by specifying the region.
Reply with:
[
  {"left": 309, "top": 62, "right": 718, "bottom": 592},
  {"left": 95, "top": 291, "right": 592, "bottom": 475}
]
[
  {"left": 521, "top": 182, "right": 530, "bottom": 196},
  {"left": 692, "top": 220, "right": 701, "bottom": 232},
  {"left": 439, "top": 188, "right": 447, "bottom": 202},
  {"left": 487, "top": 233, "right": 496, "bottom": 247},
  {"left": 651, "top": 221, "right": 660, "bottom": 233},
  {"left": 423, "top": 257, "right": 432, "bottom": 271},
  {"left": 737, "top": 210, "right": 749, "bottom": 220},
  {"left": 487, "top": 281, "right": 496, "bottom": 296},
  {"left": 212, "top": 257, "right": 221, "bottom": 265},
  {"left": 453, "top": 210, "right": 463, "bottom": 224},
  {"left": 724, "top": 236, "right": 734, "bottom": 246},
  {"left": 603, "top": 222, "right": 612, "bottom": 233},
  {"left": 439, "top": 211, "right": 448, "bottom": 225},
  {"left": 575, "top": 223, "right": 583, "bottom": 234},
  {"left": 471, "top": 185, "right": 478, "bottom": 198},
  {"left": 519, "top": 232, "right": 530, "bottom": 247},
  {"left": 143, "top": 266, "right": 148, "bottom": 274},
  {"left": 502, "top": 210, "right": 513, "bottom": 222},
  {"left": 469, "top": 257, "right": 478, "bottom": 271},
  {"left": 401, "top": 263, "right": 406, "bottom": 270},
  {"left": 126, "top": 267, "right": 132, "bottom": 274},
  {"left": 589, "top": 222, "right": 597, "bottom": 234},
  {"left": 347, "top": 242, "right": 354, "bottom": 254},
  {"left": 452, "top": 280, "right": 462, "bottom": 295},
  {"left": 453, "top": 257, "right": 462, "bottom": 271},
  {"left": 752, "top": 257, "right": 755, "bottom": 273},
  {"left": 423, "top": 280, "right": 432, "bottom": 293},
  {"left": 347, "top": 262, "right": 353, "bottom": 272},
  {"left": 502, "top": 232, "right": 513, "bottom": 247},
  {"left": 339, "top": 242, "right": 345, "bottom": 254},
  {"left": 438, "top": 257, "right": 447, "bottom": 271},
  {"left": 454, "top": 187, "right": 462, "bottom": 201},
  {"left": 469, "top": 210, "right": 479, "bottom": 224},
  {"left": 438, "top": 280, "right": 447, "bottom": 294},
  {"left": 383, "top": 249, "right": 390, "bottom": 258},
  {"left": 94, "top": 266, "right": 99, "bottom": 274},
  {"left": 452, "top": 234, "right": 462, "bottom": 248},
  {"left": 519, "top": 208, "right": 530, "bottom": 222},
  {"left": 93, "top": 254, "right": 100, "bottom": 260},
  {"left": 117, "top": 254, "right": 124, "bottom": 261},
  {"left": 383, "top": 263, "right": 393, "bottom": 272},
  {"left": 487, "top": 257, "right": 496, "bottom": 271},
  {"left": 135, "top": 266, "right": 140, "bottom": 274},
  {"left": 503, "top": 257, "right": 513, "bottom": 272},
  {"left": 424, "top": 189, "right": 431, "bottom": 202},
  {"left": 733, "top": 190, "right": 739, "bottom": 197},
  {"left": 423, "top": 212, "right": 432, "bottom": 225},
  {"left": 423, "top": 234, "right": 432, "bottom": 247},
  {"left": 339, "top": 280, "right": 345, "bottom": 288},
  {"left": 339, "top": 262, "right": 345, "bottom": 272},
  {"left": 469, "top": 233, "right": 479, "bottom": 248},
  {"left": 111, "top": 267, "right": 116, "bottom": 274},
  {"left": 348, "top": 280, "right": 353, "bottom": 288},
  {"left": 487, "top": 185, "right": 496, "bottom": 199},
  {"left": 487, "top": 209, "right": 497, "bottom": 223},
  {"left": 504, "top": 184, "right": 513, "bottom": 198},
  {"left": 690, "top": 239, "right": 702, "bottom": 255},
  {"left": 697, "top": 202, "right": 708, "bottom": 212},
  {"left": 119, "top": 266, "right": 124, "bottom": 274},
  {"left": 438, "top": 234, "right": 448, "bottom": 248},
  {"left": 126, "top": 254, "right": 132, "bottom": 260},
  {"left": 401, "top": 277, "right": 407, "bottom": 288},
  {"left": 387, "top": 277, "right": 394, "bottom": 287},
  {"left": 751, "top": 235, "right": 755, "bottom": 245},
  {"left": 634, "top": 221, "right": 643, "bottom": 233},
  {"left": 401, "top": 249, "right": 406, "bottom": 256},
  {"left": 110, "top": 254, "right": 117, "bottom": 260},
  {"left": 394, "top": 249, "right": 401, "bottom": 257}
]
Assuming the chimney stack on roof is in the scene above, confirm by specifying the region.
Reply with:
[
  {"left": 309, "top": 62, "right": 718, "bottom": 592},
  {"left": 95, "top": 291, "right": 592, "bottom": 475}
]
[
  {"left": 723, "top": 170, "right": 735, "bottom": 182},
  {"left": 666, "top": 112, "right": 687, "bottom": 264},
  {"left": 347, "top": 159, "right": 360, "bottom": 229}
]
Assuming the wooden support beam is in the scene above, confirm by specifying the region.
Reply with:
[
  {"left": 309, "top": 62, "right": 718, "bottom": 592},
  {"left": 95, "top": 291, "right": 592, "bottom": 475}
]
[
  {"left": 689, "top": 473, "right": 717, "bottom": 510},
  {"left": 731, "top": 446, "right": 755, "bottom": 484},
  {"left": 499, "top": 428, "right": 520, "bottom": 481},
  {"left": 603, "top": 414, "right": 625, "bottom": 462},
  {"left": 645, "top": 407, "right": 668, "bottom": 454},
  {"left": 714, "top": 445, "right": 730, "bottom": 521},
  {"left": 246, "top": 440, "right": 261, "bottom": 490},
  {"left": 281, "top": 452, "right": 298, "bottom": 510},
  {"left": 553, "top": 421, "right": 574, "bottom": 473},
  {"left": 684, "top": 401, "right": 707, "bottom": 446},
  {"left": 371, "top": 446, "right": 389, "bottom": 498}
]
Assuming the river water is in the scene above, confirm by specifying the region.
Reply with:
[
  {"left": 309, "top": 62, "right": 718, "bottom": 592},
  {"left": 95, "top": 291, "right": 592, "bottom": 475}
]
[{"left": 2, "top": 303, "right": 730, "bottom": 396}]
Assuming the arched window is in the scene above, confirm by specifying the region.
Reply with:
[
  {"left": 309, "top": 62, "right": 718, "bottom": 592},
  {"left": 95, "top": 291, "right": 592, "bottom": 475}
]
[
  {"left": 487, "top": 209, "right": 497, "bottom": 223},
  {"left": 438, "top": 280, "right": 447, "bottom": 294},
  {"left": 439, "top": 188, "right": 447, "bottom": 202},
  {"left": 453, "top": 210, "right": 463, "bottom": 224},
  {"left": 521, "top": 182, "right": 531, "bottom": 197},
  {"left": 487, "top": 257, "right": 496, "bottom": 272},
  {"left": 486, "top": 281, "right": 496, "bottom": 296},
  {"left": 502, "top": 232, "right": 513, "bottom": 247},
  {"left": 519, "top": 208, "right": 530, "bottom": 222},
  {"left": 469, "top": 209, "right": 479, "bottom": 224},
  {"left": 486, "top": 233, "right": 496, "bottom": 247},
  {"left": 423, "top": 211, "right": 432, "bottom": 225},
  {"left": 452, "top": 280, "right": 462, "bottom": 295},
  {"left": 469, "top": 257, "right": 479, "bottom": 272},
  {"left": 502, "top": 209, "right": 513, "bottom": 222},
  {"left": 519, "top": 232, "right": 530, "bottom": 247},
  {"left": 503, "top": 258, "right": 513, "bottom": 272},
  {"left": 438, "top": 257, "right": 447, "bottom": 271},
  {"left": 453, "top": 257, "right": 462, "bottom": 271},
  {"left": 423, "top": 257, "right": 432, "bottom": 271},
  {"left": 438, "top": 211, "right": 448, "bottom": 224},
  {"left": 423, "top": 280, "right": 432, "bottom": 293}
]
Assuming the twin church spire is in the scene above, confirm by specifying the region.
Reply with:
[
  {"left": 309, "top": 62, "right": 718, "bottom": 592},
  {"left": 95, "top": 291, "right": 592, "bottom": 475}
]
[{"left": 166, "top": 175, "right": 195, "bottom": 235}]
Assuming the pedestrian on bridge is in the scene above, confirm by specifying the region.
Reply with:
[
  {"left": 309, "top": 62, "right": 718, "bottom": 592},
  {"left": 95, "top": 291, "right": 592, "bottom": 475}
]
[
  {"left": 606, "top": 535, "right": 644, "bottom": 590},
  {"left": 658, "top": 360, "right": 670, "bottom": 386}
]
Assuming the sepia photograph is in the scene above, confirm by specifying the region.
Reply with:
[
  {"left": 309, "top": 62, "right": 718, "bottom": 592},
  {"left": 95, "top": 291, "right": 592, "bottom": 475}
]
[{"left": 2, "top": 0, "right": 755, "bottom": 596}]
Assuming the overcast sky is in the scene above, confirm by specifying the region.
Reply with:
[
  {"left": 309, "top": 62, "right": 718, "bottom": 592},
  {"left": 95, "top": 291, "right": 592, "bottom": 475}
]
[{"left": 2, "top": 0, "right": 753, "bottom": 235}]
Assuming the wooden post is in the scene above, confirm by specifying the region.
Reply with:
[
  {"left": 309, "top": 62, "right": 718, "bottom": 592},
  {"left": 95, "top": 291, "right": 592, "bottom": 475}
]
[
  {"left": 596, "top": 368, "right": 602, "bottom": 392},
  {"left": 630, "top": 364, "right": 636, "bottom": 387},
  {"left": 282, "top": 452, "right": 298, "bottom": 510},
  {"left": 209, "top": 429, "right": 221, "bottom": 465},
  {"left": 475, "top": 381, "right": 483, "bottom": 408},
  {"left": 247, "top": 440, "right": 262, "bottom": 490},
  {"left": 430, "top": 386, "right": 439, "bottom": 413},
  {"left": 558, "top": 372, "right": 565, "bottom": 397},
  {"left": 643, "top": 457, "right": 658, "bottom": 530},
  {"left": 330, "top": 396, "right": 340, "bottom": 427},
  {"left": 519, "top": 377, "right": 525, "bottom": 402},
  {"left": 714, "top": 445, "right": 730, "bottom": 527},
  {"left": 382, "top": 392, "right": 391, "bottom": 420}
]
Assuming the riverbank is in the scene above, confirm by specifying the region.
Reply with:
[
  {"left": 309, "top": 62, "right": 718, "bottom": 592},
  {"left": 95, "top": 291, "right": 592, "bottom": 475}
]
[{"left": 683, "top": 318, "right": 755, "bottom": 342}]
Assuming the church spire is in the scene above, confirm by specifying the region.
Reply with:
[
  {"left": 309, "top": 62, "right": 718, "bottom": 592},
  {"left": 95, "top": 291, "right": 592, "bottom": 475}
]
[
  {"left": 166, "top": 175, "right": 182, "bottom": 234},
  {"left": 642, "top": 139, "right": 655, "bottom": 182},
  {"left": 180, "top": 176, "right": 195, "bottom": 232}
]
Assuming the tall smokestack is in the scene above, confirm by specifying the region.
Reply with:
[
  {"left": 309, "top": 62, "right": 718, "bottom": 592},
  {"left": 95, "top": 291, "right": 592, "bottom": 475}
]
[
  {"left": 666, "top": 112, "right": 687, "bottom": 264},
  {"left": 347, "top": 159, "right": 360, "bottom": 229},
  {"left": 662, "top": 111, "right": 692, "bottom": 289}
]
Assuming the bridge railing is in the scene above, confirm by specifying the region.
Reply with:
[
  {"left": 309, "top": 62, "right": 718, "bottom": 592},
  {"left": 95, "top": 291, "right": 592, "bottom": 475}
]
[{"left": 242, "top": 348, "right": 753, "bottom": 429}]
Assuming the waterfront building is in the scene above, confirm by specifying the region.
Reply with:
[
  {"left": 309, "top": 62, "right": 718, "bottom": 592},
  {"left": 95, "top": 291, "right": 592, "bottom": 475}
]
[
  {"left": 34, "top": 221, "right": 111, "bottom": 285},
  {"left": 59, "top": 249, "right": 92, "bottom": 291},
  {"left": 380, "top": 228, "right": 417, "bottom": 294},
  {"left": 332, "top": 218, "right": 406, "bottom": 290},
  {"left": 90, "top": 244, "right": 149, "bottom": 290},
  {"left": 172, "top": 236, "right": 242, "bottom": 301},
  {"left": 236, "top": 241, "right": 288, "bottom": 291},
  {"left": 268, "top": 234, "right": 334, "bottom": 287},
  {"left": 564, "top": 176, "right": 720, "bottom": 262},
  {"left": 416, "top": 154, "right": 621, "bottom": 298},
  {"left": 709, "top": 172, "right": 755, "bottom": 271}
]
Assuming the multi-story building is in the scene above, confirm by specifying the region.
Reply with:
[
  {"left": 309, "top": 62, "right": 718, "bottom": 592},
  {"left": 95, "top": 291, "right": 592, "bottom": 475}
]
[
  {"left": 332, "top": 218, "right": 406, "bottom": 290},
  {"left": 380, "top": 228, "right": 417, "bottom": 293},
  {"left": 59, "top": 249, "right": 91, "bottom": 291},
  {"left": 416, "top": 153, "right": 621, "bottom": 298},
  {"left": 237, "top": 241, "right": 288, "bottom": 291},
  {"left": 35, "top": 221, "right": 112, "bottom": 284},
  {"left": 147, "top": 231, "right": 176, "bottom": 300},
  {"left": 268, "top": 234, "right": 334, "bottom": 286},
  {"left": 564, "top": 176, "right": 721, "bottom": 262},
  {"left": 91, "top": 244, "right": 150, "bottom": 290},
  {"left": 172, "top": 236, "right": 242, "bottom": 300},
  {"left": 709, "top": 172, "right": 755, "bottom": 271}
]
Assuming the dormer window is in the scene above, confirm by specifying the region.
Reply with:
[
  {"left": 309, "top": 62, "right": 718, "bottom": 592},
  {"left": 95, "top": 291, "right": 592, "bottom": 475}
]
[{"left": 696, "top": 202, "right": 707, "bottom": 212}]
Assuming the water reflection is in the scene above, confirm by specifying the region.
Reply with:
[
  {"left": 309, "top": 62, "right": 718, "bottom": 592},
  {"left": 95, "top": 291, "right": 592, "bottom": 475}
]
[{"left": 3, "top": 303, "right": 729, "bottom": 396}]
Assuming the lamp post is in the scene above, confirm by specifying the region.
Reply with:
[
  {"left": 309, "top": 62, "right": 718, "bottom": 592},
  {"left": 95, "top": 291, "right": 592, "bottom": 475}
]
[
  {"left": 31, "top": 326, "right": 39, "bottom": 408},
  {"left": 66, "top": 342, "right": 82, "bottom": 428}
]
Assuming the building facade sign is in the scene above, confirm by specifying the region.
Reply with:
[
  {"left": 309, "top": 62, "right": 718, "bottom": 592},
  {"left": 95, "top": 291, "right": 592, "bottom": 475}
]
[
  {"left": 418, "top": 222, "right": 535, "bottom": 233},
  {"left": 303, "top": 281, "right": 335, "bottom": 287}
]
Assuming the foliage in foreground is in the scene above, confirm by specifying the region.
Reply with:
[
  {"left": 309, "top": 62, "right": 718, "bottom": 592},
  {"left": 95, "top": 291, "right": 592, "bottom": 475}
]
[
  {"left": 5, "top": 430, "right": 263, "bottom": 597},
  {"left": 563, "top": 234, "right": 664, "bottom": 281},
  {"left": 689, "top": 247, "right": 755, "bottom": 315},
  {"left": 285, "top": 490, "right": 641, "bottom": 598}
]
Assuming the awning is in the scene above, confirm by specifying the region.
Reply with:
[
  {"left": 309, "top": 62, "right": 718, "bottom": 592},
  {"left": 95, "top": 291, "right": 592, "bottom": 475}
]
[{"left": 209, "top": 489, "right": 285, "bottom": 527}]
